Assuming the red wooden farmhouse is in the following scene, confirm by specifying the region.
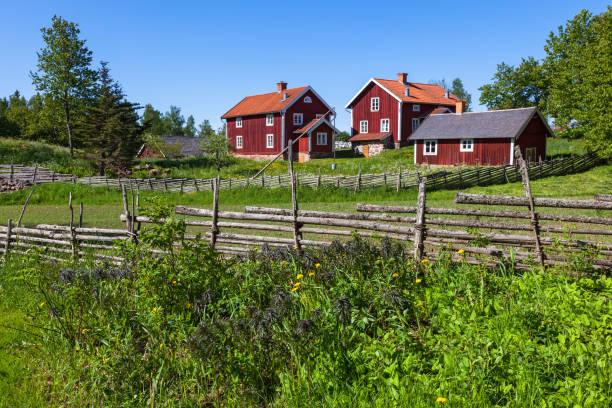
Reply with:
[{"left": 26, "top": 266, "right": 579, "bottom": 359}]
[
  {"left": 345, "top": 73, "right": 462, "bottom": 156},
  {"left": 409, "top": 107, "right": 552, "bottom": 166},
  {"left": 221, "top": 82, "right": 337, "bottom": 161}
]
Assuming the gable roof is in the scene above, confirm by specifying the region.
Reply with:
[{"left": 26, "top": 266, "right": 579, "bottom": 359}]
[
  {"left": 138, "top": 136, "right": 205, "bottom": 157},
  {"left": 221, "top": 86, "right": 332, "bottom": 119},
  {"left": 345, "top": 78, "right": 459, "bottom": 109},
  {"left": 409, "top": 107, "right": 552, "bottom": 141},
  {"left": 431, "top": 106, "right": 452, "bottom": 115},
  {"left": 294, "top": 117, "right": 340, "bottom": 135}
]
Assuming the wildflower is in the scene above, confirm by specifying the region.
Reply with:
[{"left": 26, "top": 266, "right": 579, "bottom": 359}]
[
  {"left": 296, "top": 274, "right": 304, "bottom": 280},
  {"left": 293, "top": 245, "right": 298, "bottom": 250},
  {"left": 458, "top": 249, "right": 465, "bottom": 254},
  {"left": 81, "top": 328, "right": 87, "bottom": 334},
  {"left": 421, "top": 258, "right": 429, "bottom": 263},
  {"left": 184, "top": 348, "right": 189, "bottom": 354},
  {"left": 291, "top": 287, "right": 299, "bottom": 292},
  {"left": 308, "top": 272, "right": 315, "bottom": 277},
  {"left": 172, "top": 280, "right": 177, "bottom": 285},
  {"left": 187, "top": 303, "right": 192, "bottom": 308},
  {"left": 315, "top": 263, "right": 321, "bottom": 269},
  {"left": 253, "top": 247, "right": 259, "bottom": 251},
  {"left": 39, "top": 302, "right": 45, "bottom": 308},
  {"left": 457, "top": 258, "right": 463, "bottom": 262},
  {"left": 392, "top": 273, "right": 399, "bottom": 278},
  {"left": 159, "top": 343, "right": 163, "bottom": 349},
  {"left": 152, "top": 307, "right": 158, "bottom": 313},
  {"left": 75, "top": 346, "right": 80, "bottom": 352},
  {"left": 415, "top": 278, "right": 422, "bottom": 283},
  {"left": 293, "top": 282, "right": 302, "bottom": 287},
  {"left": 436, "top": 397, "right": 447, "bottom": 403}
]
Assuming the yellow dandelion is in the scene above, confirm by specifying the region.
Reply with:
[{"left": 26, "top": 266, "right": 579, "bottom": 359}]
[
  {"left": 421, "top": 258, "right": 429, "bottom": 263},
  {"left": 315, "top": 263, "right": 321, "bottom": 269},
  {"left": 293, "top": 245, "right": 298, "bottom": 250},
  {"left": 392, "top": 273, "right": 399, "bottom": 278},
  {"left": 436, "top": 397, "right": 447, "bottom": 403},
  {"left": 75, "top": 346, "right": 80, "bottom": 352},
  {"left": 458, "top": 249, "right": 465, "bottom": 254},
  {"left": 184, "top": 348, "right": 190, "bottom": 354},
  {"left": 291, "top": 287, "right": 299, "bottom": 292},
  {"left": 457, "top": 257, "right": 463, "bottom": 262},
  {"left": 152, "top": 307, "right": 158, "bottom": 313},
  {"left": 172, "top": 280, "right": 177, "bottom": 285},
  {"left": 296, "top": 273, "right": 304, "bottom": 280},
  {"left": 253, "top": 247, "right": 259, "bottom": 251},
  {"left": 159, "top": 343, "right": 163, "bottom": 349},
  {"left": 39, "top": 302, "right": 45, "bottom": 307},
  {"left": 308, "top": 272, "right": 315, "bottom": 277},
  {"left": 415, "top": 278, "right": 422, "bottom": 283},
  {"left": 187, "top": 303, "right": 192, "bottom": 308},
  {"left": 81, "top": 328, "right": 87, "bottom": 334},
  {"left": 293, "top": 282, "right": 301, "bottom": 287}
]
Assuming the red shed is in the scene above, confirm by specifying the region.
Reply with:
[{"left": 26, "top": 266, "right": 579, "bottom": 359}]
[
  {"left": 345, "top": 73, "right": 461, "bottom": 150},
  {"left": 221, "top": 82, "right": 335, "bottom": 160},
  {"left": 408, "top": 107, "right": 552, "bottom": 166}
]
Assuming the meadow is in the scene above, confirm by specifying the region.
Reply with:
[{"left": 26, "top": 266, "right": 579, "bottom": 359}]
[{"left": 0, "top": 215, "right": 610, "bottom": 407}]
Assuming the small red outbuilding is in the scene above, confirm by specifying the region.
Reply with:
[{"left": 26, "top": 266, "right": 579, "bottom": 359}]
[{"left": 408, "top": 107, "right": 552, "bottom": 166}]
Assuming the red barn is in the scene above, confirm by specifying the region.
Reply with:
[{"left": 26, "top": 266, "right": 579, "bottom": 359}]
[
  {"left": 345, "top": 73, "right": 461, "bottom": 154},
  {"left": 221, "top": 82, "right": 336, "bottom": 161},
  {"left": 409, "top": 107, "right": 552, "bottom": 166}
]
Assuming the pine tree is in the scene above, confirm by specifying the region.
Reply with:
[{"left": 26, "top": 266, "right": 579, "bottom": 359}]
[{"left": 77, "top": 62, "right": 143, "bottom": 174}]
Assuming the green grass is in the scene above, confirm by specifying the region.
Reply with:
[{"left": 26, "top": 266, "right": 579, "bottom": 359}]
[{"left": 1, "top": 162, "right": 609, "bottom": 229}]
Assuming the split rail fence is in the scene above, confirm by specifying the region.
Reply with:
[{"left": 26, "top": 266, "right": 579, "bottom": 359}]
[{"left": 0, "top": 152, "right": 601, "bottom": 193}]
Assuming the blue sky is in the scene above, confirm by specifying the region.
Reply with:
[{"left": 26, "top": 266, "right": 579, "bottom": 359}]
[{"left": 1, "top": 0, "right": 609, "bottom": 132}]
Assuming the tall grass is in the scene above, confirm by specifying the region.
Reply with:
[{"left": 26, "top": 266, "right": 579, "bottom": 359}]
[{"left": 1, "top": 207, "right": 610, "bottom": 406}]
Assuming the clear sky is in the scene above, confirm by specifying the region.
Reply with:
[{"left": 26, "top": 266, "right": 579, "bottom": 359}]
[{"left": 1, "top": 0, "right": 609, "bottom": 132}]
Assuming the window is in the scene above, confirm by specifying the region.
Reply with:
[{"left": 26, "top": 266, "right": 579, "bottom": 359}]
[
  {"left": 413, "top": 104, "right": 420, "bottom": 112},
  {"left": 370, "top": 97, "right": 379, "bottom": 112},
  {"left": 266, "top": 134, "right": 274, "bottom": 148},
  {"left": 360, "top": 120, "right": 368, "bottom": 133},
  {"left": 424, "top": 140, "right": 437, "bottom": 155},
  {"left": 460, "top": 139, "right": 473, "bottom": 152},
  {"left": 412, "top": 118, "right": 420, "bottom": 131},
  {"left": 380, "top": 118, "right": 389, "bottom": 133},
  {"left": 315, "top": 114, "right": 324, "bottom": 119},
  {"left": 304, "top": 96, "right": 312, "bottom": 103},
  {"left": 236, "top": 135, "right": 243, "bottom": 149},
  {"left": 266, "top": 114, "right": 274, "bottom": 126},
  {"left": 316, "top": 132, "right": 327, "bottom": 145},
  {"left": 236, "top": 117, "right": 242, "bottom": 128},
  {"left": 293, "top": 113, "right": 303, "bottom": 125}
]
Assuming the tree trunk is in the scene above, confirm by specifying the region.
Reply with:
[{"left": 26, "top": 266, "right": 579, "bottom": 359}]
[{"left": 64, "top": 92, "right": 73, "bottom": 157}]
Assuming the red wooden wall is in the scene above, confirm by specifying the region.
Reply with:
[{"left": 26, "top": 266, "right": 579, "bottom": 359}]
[
  {"left": 308, "top": 122, "right": 334, "bottom": 153},
  {"left": 349, "top": 82, "right": 399, "bottom": 144},
  {"left": 401, "top": 103, "right": 455, "bottom": 147},
  {"left": 516, "top": 114, "right": 549, "bottom": 161},
  {"left": 415, "top": 138, "right": 512, "bottom": 166},
  {"left": 227, "top": 113, "right": 282, "bottom": 155},
  {"left": 286, "top": 89, "right": 331, "bottom": 155}
]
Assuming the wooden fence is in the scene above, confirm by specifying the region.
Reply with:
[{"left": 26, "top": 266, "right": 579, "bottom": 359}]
[
  {"left": 0, "top": 152, "right": 601, "bottom": 193},
  {"left": 2, "top": 150, "right": 611, "bottom": 272}
]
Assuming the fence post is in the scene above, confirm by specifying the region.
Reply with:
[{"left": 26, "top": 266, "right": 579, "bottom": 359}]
[
  {"left": 514, "top": 147, "right": 545, "bottom": 268},
  {"left": 288, "top": 140, "right": 302, "bottom": 253},
  {"left": 69, "top": 193, "right": 78, "bottom": 262},
  {"left": 503, "top": 166, "right": 509, "bottom": 183},
  {"left": 414, "top": 177, "right": 427, "bottom": 263},
  {"left": 459, "top": 168, "right": 464, "bottom": 189},
  {"left": 396, "top": 162, "right": 401, "bottom": 192},
  {"left": 3, "top": 219, "right": 12, "bottom": 263},
  {"left": 261, "top": 174, "right": 265, "bottom": 188},
  {"left": 383, "top": 166, "right": 387, "bottom": 186},
  {"left": 121, "top": 184, "right": 133, "bottom": 239},
  {"left": 9, "top": 158, "right": 14, "bottom": 182},
  {"left": 194, "top": 179, "right": 199, "bottom": 192},
  {"left": 476, "top": 165, "right": 480, "bottom": 185},
  {"left": 32, "top": 165, "right": 38, "bottom": 184},
  {"left": 52, "top": 171, "right": 56, "bottom": 183},
  {"left": 355, "top": 164, "right": 362, "bottom": 192},
  {"left": 316, "top": 168, "right": 321, "bottom": 190},
  {"left": 180, "top": 179, "right": 184, "bottom": 194},
  {"left": 210, "top": 177, "right": 220, "bottom": 249},
  {"left": 79, "top": 202, "right": 83, "bottom": 228},
  {"left": 16, "top": 189, "right": 34, "bottom": 227}
]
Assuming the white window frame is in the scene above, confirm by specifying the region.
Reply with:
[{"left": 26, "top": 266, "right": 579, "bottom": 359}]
[
  {"left": 293, "top": 113, "right": 303, "bottom": 125},
  {"left": 423, "top": 139, "right": 437, "bottom": 155},
  {"left": 316, "top": 132, "right": 327, "bottom": 145},
  {"left": 412, "top": 118, "right": 420, "bottom": 132},
  {"left": 380, "top": 118, "right": 389, "bottom": 133},
  {"left": 370, "top": 97, "right": 379, "bottom": 112},
  {"left": 236, "top": 135, "right": 243, "bottom": 149},
  {"left": 266, "top": 114, "right": 274, "bottom": 126},
  {"left": 304, "top": 96, "right": 312, "bottom": 103},
  {"left": 236, "top": 117, "right": 242, "bottom": 128},
  {"left": 413, "top": 104, "right": 420, "bottom": 112},
  {"left": 266, "top": 134, "right": 274, "bottom": 148},
  {"left": 460, "top": 138, "right": 474, "bottom": 152},
  {"left": 360, "top": 120, "right": 368, "bottom": 133}
]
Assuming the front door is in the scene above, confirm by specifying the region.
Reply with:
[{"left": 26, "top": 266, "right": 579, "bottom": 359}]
[{"left": 362, "top": 144, "right": 369, "bottom": 158}]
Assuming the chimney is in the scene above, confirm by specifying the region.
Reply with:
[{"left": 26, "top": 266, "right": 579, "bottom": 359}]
[
  {"left": 277, "top": 81, "right": 287, "bottom": 92},
  {"left": 445, "top": 90, "right": 450, "bottom": 98},
  {"left": 404, "top": 87, "right": 410, "bottom": 97},
  {"left": 456, "top": 100, "right": 464, "bottom": 114},
  {"left": 397, "top": 73, "right": 407, "bottom": 84},
  {"left": 281, "top": 92, "right": 288, "bottom": 101}
]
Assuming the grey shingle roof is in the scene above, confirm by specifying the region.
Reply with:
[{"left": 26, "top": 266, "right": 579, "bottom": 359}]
[
  {"left": 409, "top": 107, "right": 539, "bottom": 140},
  {"left": 159, "top": 136, "right": 205, "bottom": 156}
]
